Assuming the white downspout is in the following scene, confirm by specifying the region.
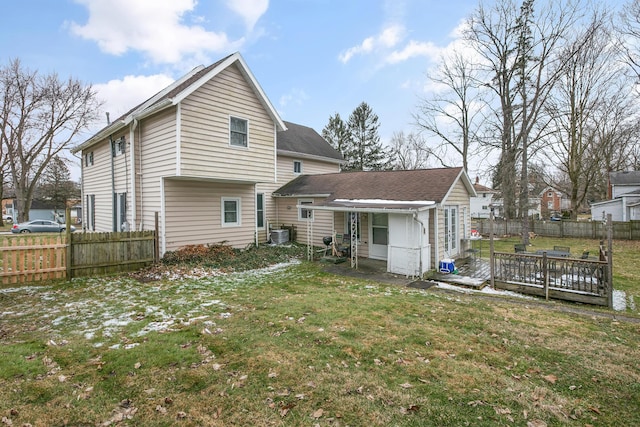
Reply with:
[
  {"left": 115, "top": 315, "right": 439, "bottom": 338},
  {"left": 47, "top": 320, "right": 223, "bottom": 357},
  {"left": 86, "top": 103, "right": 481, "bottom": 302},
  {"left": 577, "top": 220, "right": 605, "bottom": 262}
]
[{"left": 130, "top": 119, "right": 138, "bottom": 230}]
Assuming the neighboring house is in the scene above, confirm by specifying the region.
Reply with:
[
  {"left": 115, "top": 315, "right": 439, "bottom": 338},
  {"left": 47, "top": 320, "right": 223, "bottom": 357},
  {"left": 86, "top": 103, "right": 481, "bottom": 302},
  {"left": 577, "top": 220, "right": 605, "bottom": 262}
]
[
  {"left": 470, "top": 178, "right": 497, "bottom": 219},
  {"left": 72, "top": 52, "right": 341, "bottom": 254},
  {"left": 273, "top": 167, "right": 476, "bottom": 277},
  {"left": 591, "top": 171, "right": 640, "bottom": 221},
  {"left": 7, "top": 199, "right": 66, "bottom": 222}
]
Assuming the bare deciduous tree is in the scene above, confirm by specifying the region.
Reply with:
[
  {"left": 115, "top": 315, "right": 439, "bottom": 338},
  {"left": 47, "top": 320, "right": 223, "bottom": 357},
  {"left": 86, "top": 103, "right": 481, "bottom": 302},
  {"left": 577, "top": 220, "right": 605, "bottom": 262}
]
[
  {"left": 0, "top": 59, "right": 100, "bottom": 222},
  {"left": 414, "top": 49, "right": 484, "bottom": 172},
  {"left": 465, "top": 0, "right": 582, "bottom": 243},
  {"left": 388, "top": 131, "right": 432, "bottom": 170}
]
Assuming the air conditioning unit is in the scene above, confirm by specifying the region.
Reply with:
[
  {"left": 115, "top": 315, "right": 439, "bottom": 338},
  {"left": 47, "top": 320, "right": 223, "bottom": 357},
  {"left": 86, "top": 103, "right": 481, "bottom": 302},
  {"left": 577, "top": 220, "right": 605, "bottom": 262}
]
[{"left": 270, "top": 229, "right": 289, "bottom": 244}]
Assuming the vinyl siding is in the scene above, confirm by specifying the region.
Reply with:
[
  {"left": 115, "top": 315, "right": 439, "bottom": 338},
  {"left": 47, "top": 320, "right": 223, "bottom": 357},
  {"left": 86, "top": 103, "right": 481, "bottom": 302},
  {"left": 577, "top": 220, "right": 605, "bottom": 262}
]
[
  {"left": 276, "top": 155, "right": 340, "bottom": 184},
  {"left": 81, "top": 137, "right": 120, "bottom": 231},
  {"left": 274, "top": 197, "right": 333, "bottom": 247},
  {"left": 255, "top": 155, "right": 340, "bottom": 242},
  {"left": 434, "top": 178, "right": 471, "bottom": 261},
  {"left": 179, "top": 64, "right": 276, "bottom": 181},
  {"left": 138, "top": 108, "right": 178, "bottom": 232},
  {"left": 163, "top": 179, "right": 256, "bottom": 251}
]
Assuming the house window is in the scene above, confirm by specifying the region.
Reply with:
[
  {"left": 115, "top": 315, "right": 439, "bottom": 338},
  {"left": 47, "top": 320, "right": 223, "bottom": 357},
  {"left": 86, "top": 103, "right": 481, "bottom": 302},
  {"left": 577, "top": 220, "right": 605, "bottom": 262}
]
[
  {"left": 298, "top": 199, "right": 313, "bottom": 221},
  {"left": 86, "top": 194, "right": 95, "bottom": 231},
  {"left": 222, "top": 197, "right": 241, "bottom": 227},
  {"left": 256, "top": 193, "right": 265, "bottom": 228},
  {"left": 230, "top": 117, "right": 248, "bottom": 147},
  {"left": 115, "top": 192, "right": 127, "bottom": 231},
  {"left": 293, "top": 161, "right": 302, "bottom": 174},
  {"left": 548, "top": 191, "right": 553, "bottom": 197},
  {"left": 84, "top": 151, "right": 94, "bottom": 166}
]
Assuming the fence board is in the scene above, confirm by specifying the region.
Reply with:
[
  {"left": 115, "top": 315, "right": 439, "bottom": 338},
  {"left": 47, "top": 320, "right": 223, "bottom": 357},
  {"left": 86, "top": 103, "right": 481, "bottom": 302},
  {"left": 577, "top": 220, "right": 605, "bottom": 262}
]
[
  {"left": 0, "top": 235, "right": 67, "bottom": 285},
  {"left": 69, "top": 231, "right": 156, "bottom": 278},
  {"left": 475, "top": 219, "right": 635, "bottom": 240},
  {"left": 0, "top": 231, "right": 156, "bottom": 285}
]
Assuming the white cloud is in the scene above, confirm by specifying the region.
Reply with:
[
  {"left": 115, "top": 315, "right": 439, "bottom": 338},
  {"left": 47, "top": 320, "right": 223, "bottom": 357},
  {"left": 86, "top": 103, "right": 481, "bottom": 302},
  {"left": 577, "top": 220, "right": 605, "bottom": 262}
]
[
  {"left": 385, "top": 40, "right": 441, "bottom": 64},
  {"left": 69, "top": 0, "right": 243, "bottom": 64},
  {"left": 339, "top": 24, "right": 405, "bottom": 63},
  {"left": 279, "top": 88, "right": 309, "bottom": 108},
  {"left": 93, "top": 74, "right": 175, "bottom": 123},
  {"left": 226, "top": 0, "right": 269, "bottom": 31}
]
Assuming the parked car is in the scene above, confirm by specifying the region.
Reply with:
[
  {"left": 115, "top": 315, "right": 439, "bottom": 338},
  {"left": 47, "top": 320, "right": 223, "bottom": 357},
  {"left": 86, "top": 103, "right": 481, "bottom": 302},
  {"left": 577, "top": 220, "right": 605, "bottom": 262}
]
[
  {"left": 11, "top": 220, "right": 76, "bottom": 233},
  {"left": 3, "top": 215, "right": 12, "bottom": 222}
]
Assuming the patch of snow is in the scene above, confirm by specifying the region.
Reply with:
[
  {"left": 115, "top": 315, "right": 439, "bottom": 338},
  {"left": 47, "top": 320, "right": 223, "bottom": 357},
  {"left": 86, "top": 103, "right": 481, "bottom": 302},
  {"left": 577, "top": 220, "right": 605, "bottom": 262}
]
[
  {"left": 435, "top": 281, "right": 534, "bottom": 299},
  {"left": 612, "top": 289, "right": 627, "bottom": 311}
]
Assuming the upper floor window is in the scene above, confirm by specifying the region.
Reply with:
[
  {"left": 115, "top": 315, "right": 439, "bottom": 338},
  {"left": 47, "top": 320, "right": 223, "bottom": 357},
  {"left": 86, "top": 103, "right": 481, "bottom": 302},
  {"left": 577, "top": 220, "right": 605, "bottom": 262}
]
[
  {"left": 230, "top": 117, "right": 248, "bottom": 147},
  {"left": 84, "top": 151, "right": 94, "bottom": 166},
  {"left": 294, "top": 161, "right": 302, "bottom": 174}
]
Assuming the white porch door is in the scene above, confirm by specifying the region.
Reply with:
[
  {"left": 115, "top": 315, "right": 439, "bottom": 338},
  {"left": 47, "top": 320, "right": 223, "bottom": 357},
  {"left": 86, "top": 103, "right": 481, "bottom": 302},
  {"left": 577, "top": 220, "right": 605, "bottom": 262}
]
[
  {"left": 444, "top": 206, "right": 459, "bottom": 257},
  {"left": 369, "top": 213, "right": 388, "bottom": 260}
]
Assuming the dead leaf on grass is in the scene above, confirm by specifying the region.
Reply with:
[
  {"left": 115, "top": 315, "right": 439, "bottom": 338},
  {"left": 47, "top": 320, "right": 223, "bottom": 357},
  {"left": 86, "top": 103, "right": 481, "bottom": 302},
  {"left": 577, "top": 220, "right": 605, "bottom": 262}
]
[
  {"left": 543, "top": 374, "right": 558, "bottom": 384},
  {"left": 494, "top": 407, "right": 512, "bottom": 415},
  {"left": 312, "top": 408, "right": 324, "bottom": 419},
  {"left": 134, "top": 362, "right": 142, "bottom": 369},
  {"left": 155, "top": 405, "right": 167, "bottom": 415},
  {"left": 400, "top": 405, "right": 420, "bottom": 414},
  {"left": 588, "top": 406, "right": 602, "bottom": 415},
  {"left": 399, "top": 383, "right": 413, "bottom": 389},
  {"left": 1, "top": 416, "right": 13, "bottom": 426},
  {"left": 527, "top": 420, "right": 547, "bottom": 427}
]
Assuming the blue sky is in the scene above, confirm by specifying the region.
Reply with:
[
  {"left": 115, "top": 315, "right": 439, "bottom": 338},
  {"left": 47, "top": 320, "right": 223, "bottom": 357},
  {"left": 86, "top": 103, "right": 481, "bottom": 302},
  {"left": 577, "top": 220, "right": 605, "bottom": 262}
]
[{"left": 2, "top": 0, "right": 508, "bottom": 180}]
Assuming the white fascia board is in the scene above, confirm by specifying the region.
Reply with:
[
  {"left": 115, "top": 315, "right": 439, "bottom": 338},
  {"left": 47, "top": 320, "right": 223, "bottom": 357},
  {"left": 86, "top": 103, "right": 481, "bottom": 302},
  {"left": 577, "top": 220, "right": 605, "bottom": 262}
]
[{"left": 277, "top": 149, "right": 344, "bottom": 165}]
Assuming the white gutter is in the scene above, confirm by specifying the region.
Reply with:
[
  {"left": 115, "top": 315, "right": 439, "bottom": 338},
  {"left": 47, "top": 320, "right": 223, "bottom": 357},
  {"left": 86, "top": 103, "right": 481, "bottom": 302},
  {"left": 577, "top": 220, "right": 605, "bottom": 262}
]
[{"left": 129, "top": 119, "right": 138, "bottom": 230}]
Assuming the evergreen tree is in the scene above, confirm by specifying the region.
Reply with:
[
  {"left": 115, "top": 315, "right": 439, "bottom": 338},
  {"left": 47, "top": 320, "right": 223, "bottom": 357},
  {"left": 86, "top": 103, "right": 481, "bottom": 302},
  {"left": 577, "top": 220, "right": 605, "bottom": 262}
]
[
  {"left": 321, "top": 113, "right": 350, "bottom": 162},
  {"left": 39, "top": 156, "right": 77, "bottom": 212},
  {"left": 345, "top": 102, "right": 389, "bottom": 171}
]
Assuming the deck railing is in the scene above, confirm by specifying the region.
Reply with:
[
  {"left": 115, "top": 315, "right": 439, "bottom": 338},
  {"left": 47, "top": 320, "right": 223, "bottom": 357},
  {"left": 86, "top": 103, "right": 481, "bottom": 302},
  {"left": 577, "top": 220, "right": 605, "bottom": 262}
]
[{"left": 492, "top": 250, "right": 611, "bottom": 306}]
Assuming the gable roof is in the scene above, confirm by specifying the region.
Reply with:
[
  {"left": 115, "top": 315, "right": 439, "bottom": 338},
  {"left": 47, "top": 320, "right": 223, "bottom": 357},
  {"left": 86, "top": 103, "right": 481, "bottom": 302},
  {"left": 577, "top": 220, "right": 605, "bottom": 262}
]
[
  {"left": 274, "top": 167, "right": 473, "bottom": 210},
  {"left": 73, "top": 52, "right": 285, "bottom": 153},
  {"left": 610, "top": 171, "right": 640, "bottom": 186},
  {"left": 277, "top": 121, "right": 343, "bottom": 163}
]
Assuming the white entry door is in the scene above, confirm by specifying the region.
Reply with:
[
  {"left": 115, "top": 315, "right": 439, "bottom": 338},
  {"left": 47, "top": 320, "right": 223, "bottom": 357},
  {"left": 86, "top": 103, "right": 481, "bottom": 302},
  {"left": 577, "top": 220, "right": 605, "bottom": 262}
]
[
  {"left": 369, "top": 213, "right": 388, "bottom": 260},
  {"left": 444, "top": 206, "right": 458, "bottom": 257}
]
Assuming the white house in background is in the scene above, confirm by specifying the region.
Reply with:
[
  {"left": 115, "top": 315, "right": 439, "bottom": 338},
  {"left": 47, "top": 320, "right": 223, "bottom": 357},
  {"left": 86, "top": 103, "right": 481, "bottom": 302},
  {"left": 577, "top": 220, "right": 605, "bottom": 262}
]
[
  {"left": 470, "top": 178, "right": 497, "bottom": 219},
  {"left": 591, "top": 171, "right": 640, "bottom": 221}
]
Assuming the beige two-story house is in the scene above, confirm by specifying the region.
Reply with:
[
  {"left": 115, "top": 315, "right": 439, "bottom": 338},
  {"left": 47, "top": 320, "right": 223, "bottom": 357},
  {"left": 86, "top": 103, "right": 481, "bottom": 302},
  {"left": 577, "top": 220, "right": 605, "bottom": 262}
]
[{"left": 72, "top": 52, "right": 342, "bottom": 254}]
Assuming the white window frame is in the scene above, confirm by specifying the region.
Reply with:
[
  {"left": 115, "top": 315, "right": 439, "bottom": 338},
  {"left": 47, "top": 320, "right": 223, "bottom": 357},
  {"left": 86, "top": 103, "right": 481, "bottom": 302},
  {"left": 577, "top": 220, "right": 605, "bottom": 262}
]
[
  {"left": 256, "top": 193, "right": 265, "bottom": 229},
  {"left": 298, "top": 199, "right": 314, "bottom": 221},
  {"left": 85, "top": 151, "right": 94, "bottom": 166},
  {"left": 222, "top": 197, "right": 241, "bottom": 227},
  {"left": 229, "top": 116, "right": 249, "bottom": 148},
  {"left": 293, "top": 160, "right": 302, "bottom": 175}
]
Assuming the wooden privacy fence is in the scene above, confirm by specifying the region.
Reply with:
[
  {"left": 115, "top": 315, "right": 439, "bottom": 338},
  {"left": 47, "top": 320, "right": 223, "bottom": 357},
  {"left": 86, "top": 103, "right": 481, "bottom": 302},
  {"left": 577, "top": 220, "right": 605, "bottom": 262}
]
[
  {"left": 0, "top": 231, "right": 157, "bottom": 285},
  {"left": 475, "top": 218, "right": 640, "bottom": 240},
  {"left": 0, "top": 234, "right": 67, "bottom": 284}
]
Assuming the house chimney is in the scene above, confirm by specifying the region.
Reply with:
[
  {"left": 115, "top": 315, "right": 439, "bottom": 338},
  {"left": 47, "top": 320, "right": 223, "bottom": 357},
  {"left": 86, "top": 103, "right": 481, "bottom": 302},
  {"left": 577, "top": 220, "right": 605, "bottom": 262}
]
[{"left": 475, "top": 176, "right": 479, "bottom": 185}]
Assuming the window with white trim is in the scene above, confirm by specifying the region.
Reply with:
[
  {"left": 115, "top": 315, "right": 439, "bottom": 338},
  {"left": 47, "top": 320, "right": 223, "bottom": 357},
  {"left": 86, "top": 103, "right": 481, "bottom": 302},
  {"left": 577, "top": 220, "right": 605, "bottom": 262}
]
[
  {"left": 113, "top": 137, "right": 125, "bottom": 156},
  {"left": 222, "top": 197, "right": 241, "bottom": 226},
  {"left": 256, "top": 193, "right": 265, "bottom": 228},
  {"left": 229, "top": 117, "right": 248, "bottom": 147},
  {"left": 84, "top": 151, "right": 94, "bottom": 166},
  {"left": 298, "top": 199, "right": 313, "bottom": 221},
  {"left": 293, "top": 160, "right": 302, "bottom": 174}
]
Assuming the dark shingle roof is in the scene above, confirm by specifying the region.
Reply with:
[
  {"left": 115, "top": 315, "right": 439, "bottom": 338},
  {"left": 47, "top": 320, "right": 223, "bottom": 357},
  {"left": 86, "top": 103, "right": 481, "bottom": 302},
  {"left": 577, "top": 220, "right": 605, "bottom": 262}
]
[
  {"left": 610, "top": 171, "right": 640, "bottom": 185},
  {"left": 274, "top": 167, "right": 465, "bottom": 204},
  {"left": 277, "top": 121, "right": 343, "bottom": 161}
]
